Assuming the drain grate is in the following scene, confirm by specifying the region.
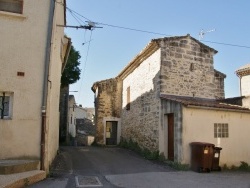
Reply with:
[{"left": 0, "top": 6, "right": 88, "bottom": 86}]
[{"left": 75, "top": 176, "right": 103, "bottom": 187}]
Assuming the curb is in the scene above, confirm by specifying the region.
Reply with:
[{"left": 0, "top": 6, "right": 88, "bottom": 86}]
[{"left": 0, "top": 170, "right": 46, "bottom": 188}]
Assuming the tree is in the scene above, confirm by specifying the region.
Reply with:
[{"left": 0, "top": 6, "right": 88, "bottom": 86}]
[{"left": 61, "top": 45, "right": 81, "bottom": 87}]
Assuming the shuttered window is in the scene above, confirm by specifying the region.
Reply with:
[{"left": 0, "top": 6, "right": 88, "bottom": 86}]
[{"left": 0, "top": 0, "right": 23, "bottom": 14}]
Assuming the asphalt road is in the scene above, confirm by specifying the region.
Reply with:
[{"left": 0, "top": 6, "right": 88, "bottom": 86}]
[{"left": 29, "top": 146, "right": 250, "bottom": 188}]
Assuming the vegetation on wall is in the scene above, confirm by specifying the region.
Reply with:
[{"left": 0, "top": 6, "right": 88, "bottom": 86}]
[{"left": 119, "top": 137, "right": 159, "bottom": 160}]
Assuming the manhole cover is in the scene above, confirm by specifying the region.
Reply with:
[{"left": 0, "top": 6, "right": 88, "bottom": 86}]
[{"left": 75, "top": 176, "right": 103, "bottom": 187}]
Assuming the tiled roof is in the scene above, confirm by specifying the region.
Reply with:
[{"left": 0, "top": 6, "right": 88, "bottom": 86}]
[
  {"left": 237, "top": 63, "right": 250, "bottom": 71},
  {"left": 160, "top": 94, "right": 250, "bottom": 111},
  {"left": 236, "top": 63, "right": 250, "bottom": 76}
]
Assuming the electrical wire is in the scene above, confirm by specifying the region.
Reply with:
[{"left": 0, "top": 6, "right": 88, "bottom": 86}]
[
  {"left": 55, "top": 1, "right": 250, "bottom": 49},
  {"left": 200, "top": 40, "right": 250, "bottom": 49},
  {"left": 68, "top": 9, "right": 83, "bottom": 25},
  {"left": 96, "top": 22, "right": 172, "bottom": 37},
  {"left": 77, "top": 30, "right": 93, "bottom": 103}
]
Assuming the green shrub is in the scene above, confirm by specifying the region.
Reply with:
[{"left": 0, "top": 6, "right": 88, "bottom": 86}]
[
  {"left": 158, "top": 152, "right": 166, "bottom": 162},
  {"left": 165, "top": 160, "right": 189, "bottom": 171},
  {"left": 238, "top": 161, "right": 250, "bottom": 171},
  {"left": 119, "top": 138, "right": 159, "bottom": 160}
]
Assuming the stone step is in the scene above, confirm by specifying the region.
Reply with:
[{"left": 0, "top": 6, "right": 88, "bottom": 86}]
[
  {"left": 0, "top": 160, "right": 40, "bottom": 175},
  {"left": 0, "top": 170, "right": 46, "bottom": 188}
]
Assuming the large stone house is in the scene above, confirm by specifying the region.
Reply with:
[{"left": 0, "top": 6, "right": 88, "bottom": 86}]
[
  {"left": 0, "top": 0, "right": 70, "bottom": 172},
  {"left": 92, "top": 35, "right": 250, "bottom": 166}
]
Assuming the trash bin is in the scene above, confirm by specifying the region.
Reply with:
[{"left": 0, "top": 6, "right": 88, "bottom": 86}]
[
  {"left": 212, "top": 147, "right": 222, "bottom": 171},
  {"left": 190, "top": 142, "right": 214, "bottom": 172}
]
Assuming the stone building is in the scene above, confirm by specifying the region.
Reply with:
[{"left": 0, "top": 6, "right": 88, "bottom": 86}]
[
  {"left": 92, "top": 78, "right": 122, "bottom": 144},
  {"left": 92, "top": 35, "right": 250, "bottom": 166}
]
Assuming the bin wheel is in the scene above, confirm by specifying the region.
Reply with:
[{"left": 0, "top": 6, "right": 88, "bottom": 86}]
[
  {"left": 198, "top": 167, "right": 203, "bottom": 173},
  {"left": 206, "top": 168, "right": 211, "bottom": 173},
  {"left": 218, "top": 167, "right": 221, "bottom": 171}
]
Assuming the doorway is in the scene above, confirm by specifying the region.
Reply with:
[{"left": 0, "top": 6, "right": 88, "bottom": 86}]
[
  {"left": 167, "top": 113, "right": 174, "bottom": 161},
  {"left": 106, "top": 121, "right": 118, "bottom": 145}
]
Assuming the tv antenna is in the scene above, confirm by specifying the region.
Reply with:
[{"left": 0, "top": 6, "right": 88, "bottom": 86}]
[{"left": 199, "top": 29, "right": 216, "bottom": 41}]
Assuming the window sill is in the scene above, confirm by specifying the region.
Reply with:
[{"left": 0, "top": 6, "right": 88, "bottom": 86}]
[
  {"left": 0, "top": 117, "right": 12, "bottom": 120},
  {"left": 0, "top": 11, "right": 26, "bottom": 20}
]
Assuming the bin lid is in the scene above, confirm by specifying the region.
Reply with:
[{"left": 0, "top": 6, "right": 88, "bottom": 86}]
[
  {"left": 190, "top": 142, "right": 215, "bottom": 147},
  {"left": 214, "top": 146, "right": 222, "bottom": 150}
]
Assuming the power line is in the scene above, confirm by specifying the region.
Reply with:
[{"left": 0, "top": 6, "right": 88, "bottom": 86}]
[
  {"left": 61, "top": 3, "right": 250, "bottom": 49},
  {"left": 96, "top": 22, "right": 172, "bottom": 37},
  {"left": 200, "top": 40, "right": 250, "bottom": 49},
  {"left": 77, "top": 30, "right": 93, "bottom": 103},
  {"left": 56, "top": 0, "right": 250, "bottom": 49}
]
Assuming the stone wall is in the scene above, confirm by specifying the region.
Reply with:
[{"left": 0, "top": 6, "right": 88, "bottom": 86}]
[
  {"left": 59, "top": 85, "right": 69, "bottom": 143},
  {"left": 93, "top": 78, "right": 122, "bottom": 144},
  {"left": 121, "top": 49, "right": 161, "bottom": 151},
  {"left": 159, "top": 36, "right": 225, "bottom": 99}
]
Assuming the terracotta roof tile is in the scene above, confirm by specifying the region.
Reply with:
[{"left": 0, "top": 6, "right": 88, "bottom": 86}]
[{"left": 160, "top": 94, "right": 250, "bottom": 111}]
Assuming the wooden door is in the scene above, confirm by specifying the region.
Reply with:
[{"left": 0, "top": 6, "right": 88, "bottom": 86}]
[{"left": 168, "top": 113, "right": 174, "bottom": 161}]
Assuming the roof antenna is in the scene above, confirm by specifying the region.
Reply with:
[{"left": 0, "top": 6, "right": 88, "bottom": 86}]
[{"left": 199, "top": 29, "right": 216, "bottom": 41}]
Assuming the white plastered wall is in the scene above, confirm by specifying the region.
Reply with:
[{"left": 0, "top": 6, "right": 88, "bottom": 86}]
[{"left": 182, "top": 107, "right": 250, "bottom": 166}]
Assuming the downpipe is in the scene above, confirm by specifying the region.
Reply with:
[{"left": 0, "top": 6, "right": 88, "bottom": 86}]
[{"left": 40, "top": 0, "right": 55, "bottom": 171}]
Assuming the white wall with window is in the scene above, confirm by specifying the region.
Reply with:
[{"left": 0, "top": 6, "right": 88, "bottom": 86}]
[
  {"left": 0, "top": 92, "right": 13, "bottom": 119},
  {"left": 0, "top": 0, "right": 23, "bottom": 14},
  {"left": 182, "top": 107, "right": 250, "bottom": 166}
]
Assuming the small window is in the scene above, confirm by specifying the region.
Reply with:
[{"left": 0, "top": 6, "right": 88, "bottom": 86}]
[
  {"left": 126, "top": 86, "right": 130, "bottom": 110},
  {"left": 190, "top": 63, "right": 194, "bottom": 71},
  {"left": 0, "top": 0, "right": 23, "bottom": 14},
  {"left": 214, "top": 123, "right": 229, "bottom": 138},
  {"left": 0, "top": 92, "right": 13, "bottom": 119}
]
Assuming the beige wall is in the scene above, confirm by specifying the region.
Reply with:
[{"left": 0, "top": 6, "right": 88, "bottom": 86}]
[
  {"left": 0, "top": 0, "right": 65, "bottom": 172},
  {"left": 0, "top": 0, "right": 50, "bottom": 159},
  {"left": 46, "top": 1, "right": 65, "bottom": 169},
  {"left": 241, "top": 75, "right": 250, "bottom": 96},
  {"left": 182, "top": 107, "right": 250, "bottom": 166}
]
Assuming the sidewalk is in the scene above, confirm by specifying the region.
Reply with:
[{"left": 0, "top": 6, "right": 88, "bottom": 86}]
[{"left": 0, "top": 160, "right": 46, "bottom": 188}]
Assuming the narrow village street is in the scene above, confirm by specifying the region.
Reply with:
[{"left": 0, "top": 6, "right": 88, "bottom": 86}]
[{"left": 29, "top": 146, "right": 250, "bottom": 188}]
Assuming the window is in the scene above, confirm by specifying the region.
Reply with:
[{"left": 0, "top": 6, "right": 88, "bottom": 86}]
[
  {"left": 190, "top": 63, "right": 194, "bottom": 71},
  {"left": 0, "top": 92, "right": 13, "bottom": 119},
  {"left": 126, "top": 86, "right": 130, "bottom": 110},
  {"left": 214, "top": 123, "right": 229, "bottom": 138},
  {"left": 0, "top": 0, "right": 23, "bottom": 14}
]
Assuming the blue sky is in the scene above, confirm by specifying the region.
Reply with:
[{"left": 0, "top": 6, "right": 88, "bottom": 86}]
[{"left": 65, "top": 0, "right": 250, "bottom": 107}]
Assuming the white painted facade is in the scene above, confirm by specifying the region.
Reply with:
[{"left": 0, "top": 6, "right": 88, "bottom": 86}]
[
  {"left": 181, "top": 107, "right": 250, "bottom": 166},
  {"left": 75, "top": 107, "right": 87, "bottom": 119},
  {"left": 122, "top": 49, "right": 161, "bottom": 108},
  {"left": 0, "top": 0, "right": 68, "bottom": 172},
  {"left": 241, "top": 75, "right": 250, "bottom": 96}
]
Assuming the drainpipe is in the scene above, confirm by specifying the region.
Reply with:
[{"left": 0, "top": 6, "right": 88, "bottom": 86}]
[{"left": 41, "top": 0, "right": 55, "bottom": 171}]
